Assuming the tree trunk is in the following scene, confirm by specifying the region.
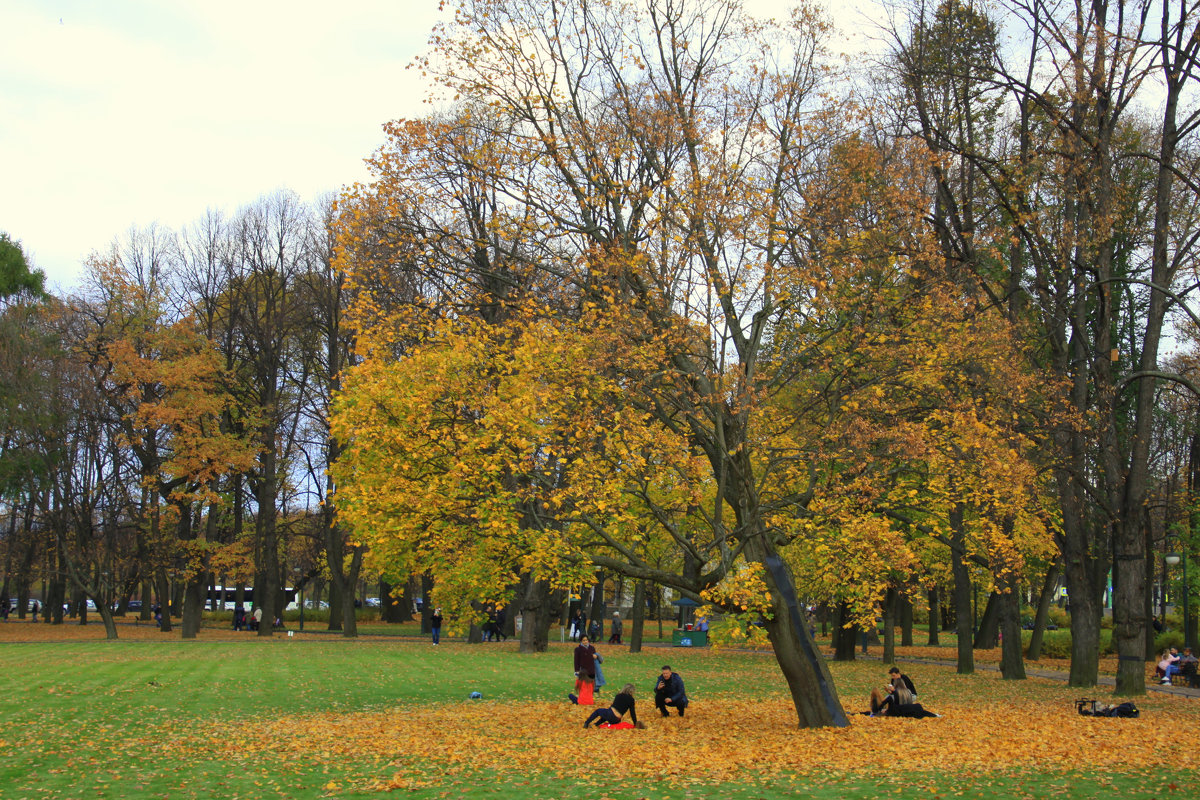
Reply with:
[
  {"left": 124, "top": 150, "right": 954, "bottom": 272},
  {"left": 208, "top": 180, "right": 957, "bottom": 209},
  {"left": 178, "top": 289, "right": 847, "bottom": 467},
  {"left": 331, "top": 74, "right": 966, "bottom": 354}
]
[
  {"left": 96, "top": 605, "right": 119, "bottom": 640},
  {"left": 518, "top": 576, "right": 552, "bottom": 653},
  {"left": 927, "top": 586, "right": 940, "bottom": 646},
  {"left": 900, "top": 593, "right": 913, "bottom": 647},
  {"left": 589, "top": 570, "right": 607, "bottom": 638},
  {"left": 1026, "top": 560, "right": 1060, "bottom": 661},
  {"left": 156, "top": 570, "right": 173, "bottom": 633},
  {"left": 180, "top": 504, "right": 204, "bottom": 639},
  {"left": 998, "top": 578, "right": 1026, "bottom": 680},
  {"left": 630, "top": 580, "right": 645, "bottom": 654},
  {"left": 755, "top": 547, "right": 848, "bottom": 727},
  {"left": 974, "top": 591, "right": 1000, "bottom": 649},
  {"left": 340, "top": 546, "right": 363, "bottom": 638},
  {"left": 951, "top": 505, "right": 974, "bottom": 674},
  {"left": 421, "top": 573, "right": 433, "bottom": 634},
  {"left": 833, "top": 603, "right": 856, "bottom": 662},
  {"left": 1062, "top": 526, "right": 1104, "bottom": 687},
  {"left": 882, "top": 586, "right": 896, "bottom": 665}
]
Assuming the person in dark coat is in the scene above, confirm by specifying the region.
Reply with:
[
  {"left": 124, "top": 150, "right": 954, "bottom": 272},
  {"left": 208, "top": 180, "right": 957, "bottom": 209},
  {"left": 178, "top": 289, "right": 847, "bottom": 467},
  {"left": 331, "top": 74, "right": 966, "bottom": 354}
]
[
  {"left": 431, "top": 607, "right": 443, "bottom": 645},
  {"left": 574, "top": 635, "right": 598, "bottom": 679},
  {"left": 654, "top": 665, "right": 688, "bottom": 716},
  {"left": 887, "top": 666, "right": 917, "bottom": 698},
  {"left": 608, "top": 612, "right": 623, "bottom": 644}
]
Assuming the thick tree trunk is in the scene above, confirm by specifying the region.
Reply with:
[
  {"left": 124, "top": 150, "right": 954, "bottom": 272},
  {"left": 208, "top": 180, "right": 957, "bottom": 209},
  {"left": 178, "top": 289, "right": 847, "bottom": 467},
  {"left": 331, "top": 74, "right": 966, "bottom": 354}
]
[
  {"left": 900, "top": 594, "right": 913, "bottom": 647},
  {"left": 974, "top": 592, "right": 1000, "bottom": 649},
  {"left": 1061, "top": 522, "right": 1105, "bottom": 687},
  {"left": 755, "top": 548, "right": 848, "bottom": 727},
  {"left": 833, "top": 602, "right": 856, "bottom": 662},
  {"left": 998, "top": 580, "right": 1026, "bottom": 680},
  {"left": 518, "top": 576, "right": 552, "bottom": 653},
  {"left": 1112, "top": 522, "right": 1148, "bottom": 695}
]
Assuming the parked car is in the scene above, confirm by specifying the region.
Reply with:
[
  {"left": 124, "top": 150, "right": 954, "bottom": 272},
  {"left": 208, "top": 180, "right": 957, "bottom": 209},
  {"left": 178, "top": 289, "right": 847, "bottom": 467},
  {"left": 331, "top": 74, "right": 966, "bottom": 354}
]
[{"left": 364, "top": 597, "right": 381, "bottom": 608}]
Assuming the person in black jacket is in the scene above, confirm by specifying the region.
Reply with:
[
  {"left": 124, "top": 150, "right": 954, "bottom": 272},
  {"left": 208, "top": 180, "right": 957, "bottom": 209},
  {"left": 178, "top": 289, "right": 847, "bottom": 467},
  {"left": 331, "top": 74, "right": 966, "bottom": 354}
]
[
  {"left": 654, "top": 665, "right": 688, "bottom": 716},
  {"left": 888, "top": 667, "right": 917, "bottom": 698},
  {"left": 431, "top": 608, "right": 443, "bottom": 645},
  {"left": 584, "top": 683, "right": 643, "bottom": 728}
]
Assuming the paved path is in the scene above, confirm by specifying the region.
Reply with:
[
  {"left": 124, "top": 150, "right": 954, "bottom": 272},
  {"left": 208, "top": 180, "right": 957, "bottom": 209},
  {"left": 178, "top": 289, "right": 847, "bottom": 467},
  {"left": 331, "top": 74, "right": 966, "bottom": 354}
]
[{"left": 880, "top": 653, "right": 1200, "bottom": 699}]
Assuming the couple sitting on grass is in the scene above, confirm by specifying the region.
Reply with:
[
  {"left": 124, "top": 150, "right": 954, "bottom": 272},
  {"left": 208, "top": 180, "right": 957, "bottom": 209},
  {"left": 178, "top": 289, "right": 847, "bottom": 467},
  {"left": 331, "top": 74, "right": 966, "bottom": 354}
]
[{"left": 867, "top": 667, "right": 940, "bottom": 718}]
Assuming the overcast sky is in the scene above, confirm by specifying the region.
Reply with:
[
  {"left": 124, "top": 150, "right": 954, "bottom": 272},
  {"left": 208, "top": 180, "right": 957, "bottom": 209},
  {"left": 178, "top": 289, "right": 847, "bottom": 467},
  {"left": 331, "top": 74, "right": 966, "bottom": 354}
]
[{"left": 1, "top": 1, "right": 872, "bottom": 292}]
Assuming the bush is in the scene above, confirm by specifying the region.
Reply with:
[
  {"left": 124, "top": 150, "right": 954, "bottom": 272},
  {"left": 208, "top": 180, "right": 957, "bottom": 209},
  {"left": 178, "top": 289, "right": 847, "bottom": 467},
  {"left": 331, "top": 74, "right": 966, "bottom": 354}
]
[
  {"left": 1154, "top": 630, "right": 1185, "bottom": 653},
  {"left": 1046, "top": 606, "right": 1071, "bottom": 629},
  {"left": 1025, "top": 628, "right": 1114, "bottom": 659}
]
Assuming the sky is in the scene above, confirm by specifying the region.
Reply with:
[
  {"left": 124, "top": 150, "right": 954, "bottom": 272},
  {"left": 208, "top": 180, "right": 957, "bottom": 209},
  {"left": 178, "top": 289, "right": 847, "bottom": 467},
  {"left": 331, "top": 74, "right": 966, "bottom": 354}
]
[{"left": 1, "top": 0, "right": 873, "bottom": 292}]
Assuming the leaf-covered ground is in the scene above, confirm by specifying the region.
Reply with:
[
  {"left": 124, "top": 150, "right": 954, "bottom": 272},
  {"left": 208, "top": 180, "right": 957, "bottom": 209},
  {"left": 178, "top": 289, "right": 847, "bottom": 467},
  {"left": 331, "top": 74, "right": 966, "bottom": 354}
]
[{"left": 1, "top": 620, "right": 1195, "bottom": 799}]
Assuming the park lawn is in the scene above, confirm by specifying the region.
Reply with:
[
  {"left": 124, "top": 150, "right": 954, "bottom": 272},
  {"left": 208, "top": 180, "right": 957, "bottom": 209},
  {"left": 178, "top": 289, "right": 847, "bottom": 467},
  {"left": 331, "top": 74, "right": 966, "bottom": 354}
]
[{"left": 0, "top": 622, "right": 1195, "bottom": 799}]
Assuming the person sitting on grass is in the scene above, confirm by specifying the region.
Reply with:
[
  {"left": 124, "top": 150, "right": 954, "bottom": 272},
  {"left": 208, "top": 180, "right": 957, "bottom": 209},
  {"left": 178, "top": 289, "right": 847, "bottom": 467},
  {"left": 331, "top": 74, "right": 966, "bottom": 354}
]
[
  {"left": 868, "top": 686, "right": 939, "bottom": 718},
  {"left": 583, "top": 683, "right": 645, "bottom": 729}
]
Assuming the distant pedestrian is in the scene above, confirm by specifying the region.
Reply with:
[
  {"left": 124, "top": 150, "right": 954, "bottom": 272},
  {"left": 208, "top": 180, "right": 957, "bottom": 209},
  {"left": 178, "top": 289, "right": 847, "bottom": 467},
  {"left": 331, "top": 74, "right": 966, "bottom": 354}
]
[
  {"left": 431, "top": 607, "right": 443, "bottom": 645},
  {"left": 608, "top": 612, "right": 622, "bottom": 645},
  {"left": 233, "top": 606, "right": 245, "bottom": 631},
  {"left": 31, "top": 599, "right": 39, "bottom": 623},
  {"left": 494, "top": 609, "right": 507, "bottom": 642}
]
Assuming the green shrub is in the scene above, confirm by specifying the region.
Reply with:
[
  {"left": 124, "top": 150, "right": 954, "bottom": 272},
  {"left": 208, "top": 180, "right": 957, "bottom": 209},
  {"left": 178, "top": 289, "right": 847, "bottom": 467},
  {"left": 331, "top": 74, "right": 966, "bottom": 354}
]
[
  {"left": 1154, "top": 630, "right": 1185, "bottom": 653},
  {"left": 1025, "top": 628, "right": 1114, "bottom": 659},
  {"left": 1046, "top": 606, "right": 1071, "bottom": 629}
]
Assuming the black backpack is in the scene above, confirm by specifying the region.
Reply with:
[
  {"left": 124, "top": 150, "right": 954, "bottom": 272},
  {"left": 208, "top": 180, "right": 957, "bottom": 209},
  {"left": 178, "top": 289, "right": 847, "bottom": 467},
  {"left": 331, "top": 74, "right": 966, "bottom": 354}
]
[{"left": 1075, "top": 698, "right": 1139, "bottom": 718}]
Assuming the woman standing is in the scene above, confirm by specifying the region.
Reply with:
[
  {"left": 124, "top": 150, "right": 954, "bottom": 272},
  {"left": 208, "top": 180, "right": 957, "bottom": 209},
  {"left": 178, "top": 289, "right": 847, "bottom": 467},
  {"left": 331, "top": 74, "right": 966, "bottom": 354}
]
[{"left": 574, "top": 635, "right": 598, "bottom": 679}]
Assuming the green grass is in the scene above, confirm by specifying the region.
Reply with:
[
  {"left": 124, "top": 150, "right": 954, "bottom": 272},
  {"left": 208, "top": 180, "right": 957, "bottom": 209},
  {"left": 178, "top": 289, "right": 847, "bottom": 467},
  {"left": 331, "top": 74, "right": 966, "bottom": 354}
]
[{"left": 0, "top": 636, "right": 1193, "bottom": 799}]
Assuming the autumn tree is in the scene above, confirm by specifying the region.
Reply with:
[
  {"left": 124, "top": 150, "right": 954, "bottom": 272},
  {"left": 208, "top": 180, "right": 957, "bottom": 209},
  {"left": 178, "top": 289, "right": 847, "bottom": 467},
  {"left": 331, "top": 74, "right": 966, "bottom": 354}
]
[
  {"left": 890, "top": 0, "right": 1200, "bottom": 693},
  {"left": 336, "top": 0, "right": 951, "bottom": 728}
]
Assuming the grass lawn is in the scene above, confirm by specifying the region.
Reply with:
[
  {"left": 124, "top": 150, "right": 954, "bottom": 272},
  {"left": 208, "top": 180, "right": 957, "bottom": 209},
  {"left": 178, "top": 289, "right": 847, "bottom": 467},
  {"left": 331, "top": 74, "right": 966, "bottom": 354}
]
[{"left": 0, "top": 618, "right": 1195, "bottom": 799}]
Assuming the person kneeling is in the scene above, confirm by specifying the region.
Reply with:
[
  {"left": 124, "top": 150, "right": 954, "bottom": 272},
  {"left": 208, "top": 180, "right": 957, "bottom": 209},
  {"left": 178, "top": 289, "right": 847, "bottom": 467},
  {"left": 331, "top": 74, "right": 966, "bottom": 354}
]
[
  {"left": 584, "top": 683, "right": 644, "bottom": 728},
  {"left": 654, "top": 665, "right": 688, "bottom": 717}
]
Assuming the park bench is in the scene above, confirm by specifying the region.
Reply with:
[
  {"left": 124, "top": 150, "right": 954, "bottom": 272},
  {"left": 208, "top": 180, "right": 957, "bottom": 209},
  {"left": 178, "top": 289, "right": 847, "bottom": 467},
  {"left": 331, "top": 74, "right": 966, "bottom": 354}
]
[{"left": 1169, "top": 662, "right": 1198, "bottom": 688}]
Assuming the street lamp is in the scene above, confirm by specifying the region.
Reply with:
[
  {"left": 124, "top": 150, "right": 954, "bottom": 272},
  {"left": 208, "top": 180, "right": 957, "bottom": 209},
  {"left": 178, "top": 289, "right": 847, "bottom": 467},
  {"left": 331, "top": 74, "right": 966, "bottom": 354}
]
[
  {"left": 1165, "top": 549, "right": 1190, "bottom": 651},
  {"left": 292, "top": 568, "right": 305, "bottom": 632}
]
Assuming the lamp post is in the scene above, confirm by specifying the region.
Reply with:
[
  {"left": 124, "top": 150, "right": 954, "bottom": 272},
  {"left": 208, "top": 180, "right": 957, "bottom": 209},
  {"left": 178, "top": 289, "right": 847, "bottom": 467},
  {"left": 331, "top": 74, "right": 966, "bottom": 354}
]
[
  {"left": 293, "top": 568, "right": 305, "bottom": 632},
  {"left": 1165, "top": 549, "right": 1191, "bottom": 651}
]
